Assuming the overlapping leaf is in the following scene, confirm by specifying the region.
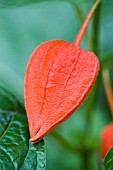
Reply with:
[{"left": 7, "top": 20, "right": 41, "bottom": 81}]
[
  {"left": 0, "top": 66, "right": 46, "bottom": 169},
  {"left": 0, "top": 112, "right": 46, "bottom": 170},
  {"left": 104, "top": 147, "right": 113, "bottom": 170}
]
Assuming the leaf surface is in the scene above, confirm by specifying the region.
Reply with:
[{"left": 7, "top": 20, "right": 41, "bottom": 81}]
[
  {"left": 0, "top": 112, "right": 46, "bottom": 170},
  {"left": 104, "top": 147, "right": 113, "bottom": 170}
]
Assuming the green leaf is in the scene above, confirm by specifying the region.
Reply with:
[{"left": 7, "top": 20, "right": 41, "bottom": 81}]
[
  {"left": 104, "top": 147, "right": 113, "bottom": 170},
  {"left": 0, "top": 112, "right": 46, "bottom": 170}
]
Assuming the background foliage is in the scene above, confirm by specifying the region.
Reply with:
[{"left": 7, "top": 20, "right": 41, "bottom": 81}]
[{"left": 0, "top": 0, "right": 113, "bottom": 169}]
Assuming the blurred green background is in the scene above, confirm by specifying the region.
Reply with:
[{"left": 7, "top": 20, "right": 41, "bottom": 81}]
[{"left": 0, "top": 0, "right": 113, "bottom": 169}]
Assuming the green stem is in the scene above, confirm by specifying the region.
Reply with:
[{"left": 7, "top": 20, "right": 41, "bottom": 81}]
[
  {"left": 102, "top": 69, "right": 113, "bottom": 116},
  {"left": 84, "top": 0, "right": 101, "bottom": 129},
  {"left": 80, "top": 6, "right": 101, "bottom": 169},
  {"left": 92, "top": 0, "right": 101, "bottom": 54},
  {"left": 83, "top": 151, "right": 89, "bottom": 170},
  {"left": 85, "top": 74, "right": 101, "bottom": 129}
]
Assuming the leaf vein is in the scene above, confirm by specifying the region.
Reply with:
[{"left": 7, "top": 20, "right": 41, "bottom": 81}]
[{"left": 0, "top": 113, "right": 15, "bottom": 141}]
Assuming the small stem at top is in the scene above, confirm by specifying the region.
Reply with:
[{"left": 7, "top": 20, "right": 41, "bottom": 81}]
[{"left": 74, "top": 0, "right": 101, "bottom": 46}]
